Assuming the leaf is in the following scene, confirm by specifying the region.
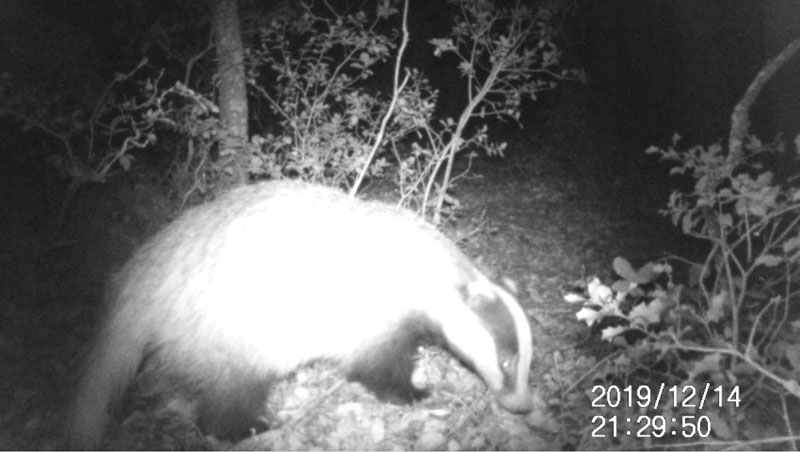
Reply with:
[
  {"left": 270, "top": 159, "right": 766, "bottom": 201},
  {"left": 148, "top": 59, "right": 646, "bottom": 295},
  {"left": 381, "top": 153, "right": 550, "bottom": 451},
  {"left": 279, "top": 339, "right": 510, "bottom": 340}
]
[
  {"left": 652, "top": 262, "right": 672, "bottom": 274},
  {"left": 612, "top": 257, "right": 655, "bottom": 284},
  {"left": 118, "top": 154, "right": 134, "bottom": 171},
  {"left": 586, "top": 278, "right": 612, "bottom": 304},
  {"left": 636, "top": 262, "right": 657, "bottom": 284},
  {"left": 600, "top": 325, "right": 627, "bottom": 341},
  {"left": 707, "top": 291, "right": 726, "bottom": 322},
  {"left": 611, "top": 280, "right": 632, "bottom": 293},
  {"left": 612, "top": 354, "right": 632, "bottom": 367},
  {"left": 628, "top": 298, "right": 667, "bottom": 325},
  {"left": 756, "top": 171, "right": 773, "bottom": 185},
  {"left": 563, "top": 293, "right": 586, "bottom": 304},
  {"left": 613, "top": 257, "right": 638, "bottom": 282},
  {"left": 748, "top": 202, "right": 767, "bottom": 217},
  {"left": 754, "top": 254, "right": 783, "bottom": 268},
  {"left": 778, "top": 342, "right": 800, "bottom": 370},
  {"left": 429, "top": 38, "right": 455, "bottom": 57},
  {"left": 576, "top": 307, "right": 600, "bottom": 326},
  {"left": 782, "top": 234, "right": 800, "bottom": 253},
  {"left": 376, "top": 0, "right": 397, "bottom": 19},
  {"left": 685, "top": 353, "right": 722, "bottom": 380}
]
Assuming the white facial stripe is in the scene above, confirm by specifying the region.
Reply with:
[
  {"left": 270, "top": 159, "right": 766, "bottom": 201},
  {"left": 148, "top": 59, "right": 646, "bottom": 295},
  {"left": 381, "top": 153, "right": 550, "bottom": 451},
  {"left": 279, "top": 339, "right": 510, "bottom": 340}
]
[{"left": 491, "top": 282, "right": 533, "bottom": 396}]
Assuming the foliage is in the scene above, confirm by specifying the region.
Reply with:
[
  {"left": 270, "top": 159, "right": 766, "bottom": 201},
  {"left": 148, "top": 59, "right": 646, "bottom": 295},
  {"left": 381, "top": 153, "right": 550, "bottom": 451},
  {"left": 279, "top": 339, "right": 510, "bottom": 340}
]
[
  {"left": 563, "top": 107, "right": 800, "bottom": 448},
  {"left": 246, "top": 0, "right": 579, "bottom": 221},
  {"left": 419, "top": 0, "right": 583, "bottom": 221},
  {"left": 0, "top": 1, "right": 223, "bottom": 209},
  {"left": 2, "top": 0, "right": 579, "bottom": 222},
  {"left": 246, "top": 1, "right": 402, "bottom": 189},
  {"left": 126, "top": 73, "right": 223, "bottom": 205},
  {"left": 0, "top": 56, "right": 143, "bottom": 185},
  {"left": 0, "top": 54, "right": 166, "bottom": 224}
]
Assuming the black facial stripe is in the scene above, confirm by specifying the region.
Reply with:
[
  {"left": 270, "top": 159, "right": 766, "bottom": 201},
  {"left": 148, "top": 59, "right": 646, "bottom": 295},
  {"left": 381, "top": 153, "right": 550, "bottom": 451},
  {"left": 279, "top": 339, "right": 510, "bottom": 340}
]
[
  {"left": 500, "top": 354, "right": 519, "bottom": 389},
  {"left": 470, "top": 290, "right": 519, "bottom": 357},
  {"left": 456, "top": 282, "right": 524, "bottom": 390}
]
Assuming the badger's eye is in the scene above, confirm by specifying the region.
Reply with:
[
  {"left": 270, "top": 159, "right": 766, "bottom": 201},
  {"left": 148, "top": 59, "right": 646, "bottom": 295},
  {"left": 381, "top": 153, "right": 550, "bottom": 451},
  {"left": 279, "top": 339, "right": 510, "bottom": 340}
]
[{"left": 500, "top": 355, "right": 518, "bottom": 370}]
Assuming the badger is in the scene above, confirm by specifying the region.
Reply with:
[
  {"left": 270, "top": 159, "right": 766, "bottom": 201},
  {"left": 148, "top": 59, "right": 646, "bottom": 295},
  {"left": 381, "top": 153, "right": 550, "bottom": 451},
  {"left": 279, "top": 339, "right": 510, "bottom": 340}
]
[{"left": 65, "top": 180, "right": 534, "bottom": 449}]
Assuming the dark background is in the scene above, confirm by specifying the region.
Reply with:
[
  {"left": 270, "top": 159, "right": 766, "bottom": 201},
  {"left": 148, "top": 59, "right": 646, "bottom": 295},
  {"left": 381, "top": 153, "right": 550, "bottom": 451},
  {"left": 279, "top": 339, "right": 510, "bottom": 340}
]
[
  {"left": 1, "top": 0, "right": 799, "bottom": 449},
  {"left": 4, "top": 0, "right": 800, "bottom": 151}
]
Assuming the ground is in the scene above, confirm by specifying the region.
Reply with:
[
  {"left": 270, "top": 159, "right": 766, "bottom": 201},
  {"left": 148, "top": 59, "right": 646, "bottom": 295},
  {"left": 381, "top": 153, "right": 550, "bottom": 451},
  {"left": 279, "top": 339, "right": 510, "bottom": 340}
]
[{"left": 0, "top": 108, "right": 692, "bottom": 450}]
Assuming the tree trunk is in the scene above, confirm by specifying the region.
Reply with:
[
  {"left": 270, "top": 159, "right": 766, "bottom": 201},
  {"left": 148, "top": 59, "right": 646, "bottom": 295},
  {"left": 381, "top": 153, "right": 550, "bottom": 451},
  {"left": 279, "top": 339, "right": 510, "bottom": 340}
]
[{"left": 210, "top": 0, "right": 248, "bottom": 189}]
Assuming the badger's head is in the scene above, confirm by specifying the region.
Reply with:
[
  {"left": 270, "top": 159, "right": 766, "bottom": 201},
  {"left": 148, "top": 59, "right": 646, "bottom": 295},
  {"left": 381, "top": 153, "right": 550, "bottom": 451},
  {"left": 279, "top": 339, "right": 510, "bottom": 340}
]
[{"left": 443, "top": 276, "right": 534, "bottom": 414}]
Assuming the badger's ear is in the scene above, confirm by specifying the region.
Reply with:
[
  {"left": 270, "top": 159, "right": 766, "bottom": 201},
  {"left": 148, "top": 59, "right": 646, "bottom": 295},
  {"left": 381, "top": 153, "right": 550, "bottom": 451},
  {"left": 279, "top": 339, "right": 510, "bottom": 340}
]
[{"left": 501, "top": 277, "right": 518, "bottom": 295}]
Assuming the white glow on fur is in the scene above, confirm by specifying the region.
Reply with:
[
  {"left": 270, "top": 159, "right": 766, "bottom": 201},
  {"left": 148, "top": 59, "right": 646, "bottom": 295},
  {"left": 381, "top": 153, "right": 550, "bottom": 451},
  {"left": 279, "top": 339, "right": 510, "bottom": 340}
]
[
  {"left": 66, "top": 181, "right": 534, "bottom": 448},
  {"left": 492, "top": 281, "right": 534, "bottom": 412}
]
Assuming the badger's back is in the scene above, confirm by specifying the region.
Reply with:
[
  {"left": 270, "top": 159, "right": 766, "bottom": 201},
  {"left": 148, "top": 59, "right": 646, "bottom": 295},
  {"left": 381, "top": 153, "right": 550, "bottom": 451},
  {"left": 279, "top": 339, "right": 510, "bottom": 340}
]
[
  {"left": 150, "top": 181, "right": 475, "bottom": 372},
  {"left": 66, "top": 181, "right": 492, "bottom": 448}
]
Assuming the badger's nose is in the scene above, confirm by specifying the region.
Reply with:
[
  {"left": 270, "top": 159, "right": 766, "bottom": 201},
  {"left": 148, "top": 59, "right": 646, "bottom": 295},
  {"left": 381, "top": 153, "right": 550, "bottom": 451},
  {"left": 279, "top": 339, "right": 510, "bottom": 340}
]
[{"left": 497, "top": 389, "right": 534, "bottom": 414}]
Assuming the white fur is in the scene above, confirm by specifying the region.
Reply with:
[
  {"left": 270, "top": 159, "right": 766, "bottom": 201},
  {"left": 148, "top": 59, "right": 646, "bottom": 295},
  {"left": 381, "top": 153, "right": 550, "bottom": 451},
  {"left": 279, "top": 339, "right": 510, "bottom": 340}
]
[{"left": 66, "top": 181, "right": 533, "bottom": 448}]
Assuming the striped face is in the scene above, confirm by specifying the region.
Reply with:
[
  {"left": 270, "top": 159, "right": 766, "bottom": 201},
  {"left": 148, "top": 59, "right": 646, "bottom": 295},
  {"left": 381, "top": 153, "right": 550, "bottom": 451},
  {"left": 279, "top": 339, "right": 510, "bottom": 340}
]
[{"left": 445, "top": 277, "right": 534, "bottom": 414}]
